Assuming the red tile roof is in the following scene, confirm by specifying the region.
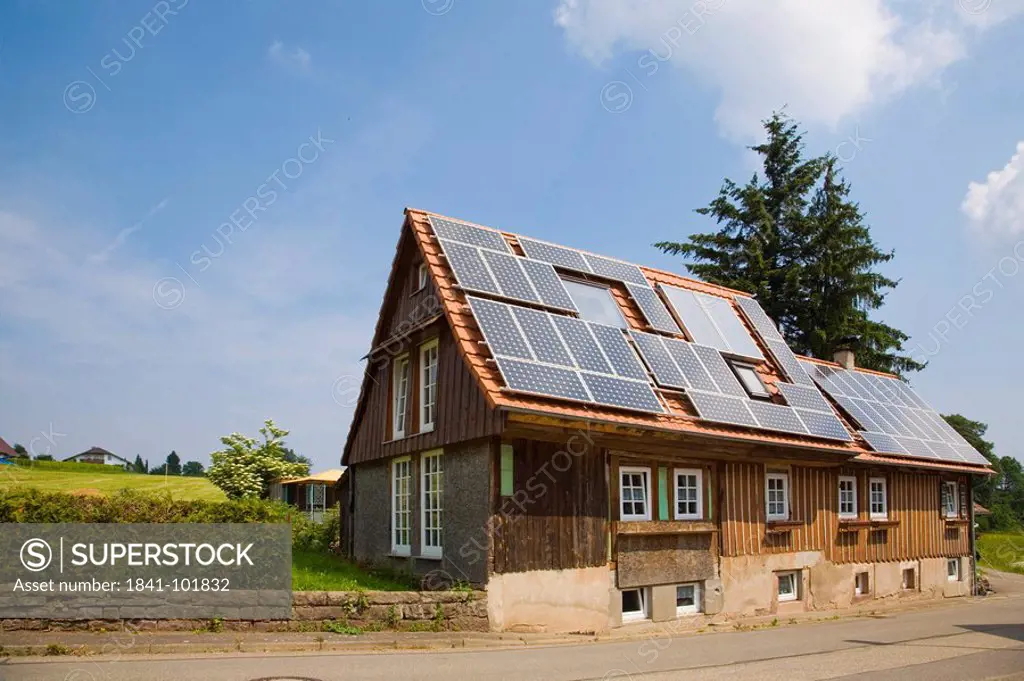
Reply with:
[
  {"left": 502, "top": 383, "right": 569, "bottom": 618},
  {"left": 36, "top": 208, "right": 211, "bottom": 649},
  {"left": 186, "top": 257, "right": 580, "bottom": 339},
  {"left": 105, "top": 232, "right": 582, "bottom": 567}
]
[{"left": 405, "top": 208, "right": 992, "bottom": 475}]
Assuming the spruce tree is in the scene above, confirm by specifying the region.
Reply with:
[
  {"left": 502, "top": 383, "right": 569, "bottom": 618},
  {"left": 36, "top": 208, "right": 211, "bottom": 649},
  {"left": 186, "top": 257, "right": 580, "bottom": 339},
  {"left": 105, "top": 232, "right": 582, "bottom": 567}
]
[{"left": 657, "top": 111, "right": 920, "bottom": 375}]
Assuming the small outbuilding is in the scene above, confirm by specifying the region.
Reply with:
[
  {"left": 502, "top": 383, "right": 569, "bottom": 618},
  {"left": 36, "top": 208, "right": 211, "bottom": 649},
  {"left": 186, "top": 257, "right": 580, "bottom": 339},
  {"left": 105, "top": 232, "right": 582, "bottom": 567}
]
[{"left": 269, "top": 468, "right": 345, "bottom": 522}]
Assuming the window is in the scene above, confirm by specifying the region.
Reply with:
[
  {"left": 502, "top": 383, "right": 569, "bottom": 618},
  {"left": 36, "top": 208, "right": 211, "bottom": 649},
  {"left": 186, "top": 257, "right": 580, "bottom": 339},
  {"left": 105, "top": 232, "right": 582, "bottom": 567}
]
[
  {"left": 777, "top": 571, "right": 799, "bottom": 602},
  {"left": 419, "top": 339, "right": 439, "bottom": 433},
  {"left": 391, "top": 457, "right": 412, "bottom": 555},
  {"left": 947, "top": 558, "right": 960, "bottom": 582},
  {"left": 765, "top": 470, "right": 790, "bottom": 521},
  {"left": 869, "top": 477, "right": 888, "bottom": 519},
  {"left": 732, "top": 363, "right": 770, "bottom": 399},
  {"left": 838, "top": 476, "right": 858, "bottom": 519},
  {"left": 561, "top": 278, "right": 627, "bottom": 327},
  {"left": 392, "top": 355, "right": 410, "bottom": 439},
  {"left": 674, "top": 468, "right": 703, "bottom": 520},
  {"left": 620, "top": 467, "right": 652, "bottom": 521},
  {"left": 676, "top": 583, "right": 702, "bottom": 615},
  {"left": 854, "top": 572, "right": 870, "bottom": 596},
  {"left": 621, "top": 588, "right": 649, "bottom": 622},
  {"left": 902, "top": 568, "right": 916, "bottom": 590},
  {"left": 942, "top": 481, "right": 958, "bottom": 518},
  {"left": 421, "top": 450, "right": 443, "bottom": 558},
  {"left": 416, "top": 263, "right": 429, "bottom": 291}
]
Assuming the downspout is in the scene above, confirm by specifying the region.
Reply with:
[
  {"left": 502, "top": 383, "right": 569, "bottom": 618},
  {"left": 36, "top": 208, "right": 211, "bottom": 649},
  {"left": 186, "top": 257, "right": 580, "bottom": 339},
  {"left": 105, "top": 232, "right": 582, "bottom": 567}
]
[{"left": 969, "top": 475, "right": 978, "bottom": 596}]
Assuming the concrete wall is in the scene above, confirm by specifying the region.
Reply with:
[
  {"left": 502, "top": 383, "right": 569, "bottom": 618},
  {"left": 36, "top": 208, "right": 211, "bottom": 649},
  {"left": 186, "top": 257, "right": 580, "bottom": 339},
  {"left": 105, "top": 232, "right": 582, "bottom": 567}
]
[{"left": 487, "top": 566, "right": 612, "bottom": 633}]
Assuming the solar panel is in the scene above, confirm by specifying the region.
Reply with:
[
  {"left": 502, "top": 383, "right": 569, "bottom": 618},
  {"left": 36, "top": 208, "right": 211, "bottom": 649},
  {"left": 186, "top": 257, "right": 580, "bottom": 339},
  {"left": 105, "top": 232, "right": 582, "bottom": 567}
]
[
  {"left": 687, "top": 390, "right": 759, "bottom": 429},
  {"left": 765, "top": 339, "right": 814, "bottom": 386},
  {"left": 480, "top": 249, "right": 540, "bottom": 304},
  {"left": 626, "top": 283, "right": 680, "bottom": 334},
  {"left": 583, "top": 254, "right": 649, "bottom": 285},
  {"left": 466, "top": 296, "right": 533, "bottom": 360},
  {"left": 494, "top": 357, "right": 591, "bottom": 403},
  {"left": 517, "top": 237, "right": 592, "bottom": 273},
  {"left": 860, "top": 431, "right": 908, "bottom": 455},
  {"left": 551, "top": 315, "right": 612, "bottom": 374},
  {"left": 926, "top": 440, "right": 962, "bottom": 462},
  {"left": 580, "top": 372, "right": 664, "bottom": 414},
  {"left": 833, "top": 395, "right": 882, "bottom": 432},
  {"left": 776, "top": 383, "right": 832, "bottom": 412},
  {"left": 701, "top": 294, "right": 764, "bottom": 360},
  {"left": 664, "top": 339, "right": 719, "bottom": 393},
  {"left": 747, "top": 401, "right": 809, "bottom": 436},
  {"left": 629, "top": 331, "right": 688, "bottom": 389},
  {"left": 795, "top": 409, "right": 853, "bottom": 442},
  {"left": 429, "top": 216, "right": 511, "bottom": 252},
  {"left": 510, "top": 306, "right": 573, "bottom": 367},
  {"left": 956, "top": 444, "right": 990, "bottom": 466},
  {"left": 894, "top": 437, "right": 940, "bottom": 460},
  {"left": 588, "top": 324, "right": 648, "bottom": 380},
  {"left": 734, "top": 296, "right": 785, "bottom": 342},
  {"left": 518, "top": 258, "right": 579, "bottom": 312},
  {"left": 440, "top": 239, "right": 502, "bottom": 296},
  {"left": 661, "top": 286, "right": 764, "bottom": 360},
  {"left": 690, "top": 344, "right": 747, "bottom": 397}
]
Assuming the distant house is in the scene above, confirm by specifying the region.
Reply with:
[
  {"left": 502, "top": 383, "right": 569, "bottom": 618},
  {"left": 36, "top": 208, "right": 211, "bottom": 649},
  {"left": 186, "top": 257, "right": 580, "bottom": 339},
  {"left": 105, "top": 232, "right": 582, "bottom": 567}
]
[
  {"left": 64, "top": 447, "right": 131, "bottom": 467},
  {"left": 0, "top": 436, "right": 17, "bottom": 463},
  {"left": 269, "top": 469, "right": 344, "bottom": 523}
]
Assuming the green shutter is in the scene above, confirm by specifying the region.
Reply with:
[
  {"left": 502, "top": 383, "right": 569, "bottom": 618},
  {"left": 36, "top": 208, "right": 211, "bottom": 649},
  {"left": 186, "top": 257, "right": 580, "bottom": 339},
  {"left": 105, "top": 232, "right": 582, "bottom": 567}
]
[
  {"left": 500, "top": 445, "right": 514, "bottom": 496},
  {"left": 658, "top": 466, "right": 669, "bottom": 520}
]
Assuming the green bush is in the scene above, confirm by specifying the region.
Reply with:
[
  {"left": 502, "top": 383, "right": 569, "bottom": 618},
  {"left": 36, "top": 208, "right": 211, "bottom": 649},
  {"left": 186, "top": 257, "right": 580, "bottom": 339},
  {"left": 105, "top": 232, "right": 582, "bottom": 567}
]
[
  {"left": 10, "top": 459, "right": 128, "bottom": 474},
  {"left": 292, "top": 508, "right": 340, "bottom": 553}
]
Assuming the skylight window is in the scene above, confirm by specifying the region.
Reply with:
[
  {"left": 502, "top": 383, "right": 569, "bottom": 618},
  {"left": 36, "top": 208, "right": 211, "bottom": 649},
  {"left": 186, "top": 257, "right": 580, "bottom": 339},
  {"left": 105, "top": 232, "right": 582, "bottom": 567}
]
[{"left": 561, "top": 278, "right": 627, "bottom": 328}]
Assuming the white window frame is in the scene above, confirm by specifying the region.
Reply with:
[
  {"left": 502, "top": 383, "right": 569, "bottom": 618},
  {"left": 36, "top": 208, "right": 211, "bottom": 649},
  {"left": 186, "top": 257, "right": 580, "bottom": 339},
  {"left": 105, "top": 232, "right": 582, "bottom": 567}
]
[
  {"left": 619, "top": 466, "right": 652, "bottom": 521},
  {"left": 675, "top": 583, "right": 702, "bottom": 616},
  {"left": 869, "top": 477, "right": 888, "bottom": 520},
  {"left": 392, "top": 354, "right": 410, "bottom": 439},
  {"left": 854, "top": 572, "right": 869, "bottom": 596},
  {"left": 420, "top": 450, "right": 444, "bottom": 559},
  {"left": 838, "top": 475, "right": 858, "bottom": 520},
  {"left": 673, "top": 468, "right": 704, "bottom": 520},
  {"left": 391, "top": 456, "right": 412, "bottom": 556},
  {"left": 942, "top": 481, "right": 958, "bottom": 518},
  {"left": 419, "top": 339, "right": 439, "bottom": 433},
  {"left": 416, "top": 263, "right": 429, "bottom": 291},
  {"left": 947, "top": 558, "right": 961, "bottom": 582},
  {"left": 621, "top": 588, "right": 649, "bottom": 622},
  {"left": 777, "top": 571, "right": 799, "bottom": 602},
  {"left": 765, "top": 470, "right": 790, "bottom": 521}
]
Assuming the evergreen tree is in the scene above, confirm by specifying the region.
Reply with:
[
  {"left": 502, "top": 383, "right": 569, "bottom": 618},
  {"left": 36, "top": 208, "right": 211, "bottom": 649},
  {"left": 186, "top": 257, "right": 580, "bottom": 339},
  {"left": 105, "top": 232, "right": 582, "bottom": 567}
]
[
  {"left": 182, "top": 461, "right": 205, "bottom": 477},
  {"left": 132, "top": 454, "right": 147, "bottom": 474},
  {"left": 166, "top": 450, "right": 181, "bottom": 476},
  {"left": 657, "top": 111, "right": 921, "bottom": 375},
  {"left": 12, "top": 443, "right": 29, "bottom": 458}
]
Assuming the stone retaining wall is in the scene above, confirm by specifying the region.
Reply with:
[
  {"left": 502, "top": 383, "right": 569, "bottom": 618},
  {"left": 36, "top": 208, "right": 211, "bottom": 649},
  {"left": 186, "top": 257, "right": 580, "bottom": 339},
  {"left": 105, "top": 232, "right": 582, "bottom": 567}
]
[{"left": 0, "top": 590, "right": 489, "bottom": 633}]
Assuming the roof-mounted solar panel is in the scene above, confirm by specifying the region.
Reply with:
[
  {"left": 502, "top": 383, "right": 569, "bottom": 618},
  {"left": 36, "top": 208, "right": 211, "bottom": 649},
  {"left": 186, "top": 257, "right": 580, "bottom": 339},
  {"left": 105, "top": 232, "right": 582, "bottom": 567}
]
[
  {"left": 626, "top": 283, "right": 681, "bottom": 334},
  {"left": 429, "top": 216, "right": 511, "bottom": 253},
  {"left": 660, "top": 286, "right": 764, "bottom": 360}
]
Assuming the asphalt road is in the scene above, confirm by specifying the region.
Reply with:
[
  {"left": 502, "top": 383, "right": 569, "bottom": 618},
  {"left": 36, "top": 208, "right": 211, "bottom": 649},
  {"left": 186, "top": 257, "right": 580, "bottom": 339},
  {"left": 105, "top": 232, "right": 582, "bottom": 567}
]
[{"left": 4, "top": 596, "right": 1023, "bottom": 681}]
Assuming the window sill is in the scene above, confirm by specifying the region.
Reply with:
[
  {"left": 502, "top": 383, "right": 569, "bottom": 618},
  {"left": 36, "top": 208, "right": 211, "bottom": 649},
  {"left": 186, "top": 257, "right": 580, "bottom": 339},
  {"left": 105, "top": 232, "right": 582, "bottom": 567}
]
[
  {"left": 870, "top": 519, "right": 900, "bottom": 528},
  {"left": 838, "top": 520, "right": 873, "bottom": 531},
  {"left": 944, "top": 518, "right": 969, "bottom": 526},
  {"left": 616, "top": 520, "right": 717, "bottom": 535},
  {"left": 387, "top": 553, "right": 442, "bottom": 561},
  {"left": 766, "top": 520, "right": 804, "bottom": 533}
]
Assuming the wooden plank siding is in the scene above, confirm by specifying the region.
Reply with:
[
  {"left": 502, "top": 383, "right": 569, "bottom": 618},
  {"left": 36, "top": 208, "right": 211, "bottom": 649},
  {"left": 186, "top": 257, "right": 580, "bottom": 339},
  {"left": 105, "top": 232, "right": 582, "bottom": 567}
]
[
  {"left": 490, "top": 439, "right": 607, "bottom": 574},
  {"left": 721, "top": 463, "right": 970, "bottom": 562},
  {"left": 345, "top": 233, "right": 503, "bottom": 465}
]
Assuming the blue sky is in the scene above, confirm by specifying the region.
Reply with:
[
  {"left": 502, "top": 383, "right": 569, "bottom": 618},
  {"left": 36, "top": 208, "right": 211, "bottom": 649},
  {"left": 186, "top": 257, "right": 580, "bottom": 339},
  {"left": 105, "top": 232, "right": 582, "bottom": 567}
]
[{"left": 1, "top": 0, "right": 1023, "bottom": 471}]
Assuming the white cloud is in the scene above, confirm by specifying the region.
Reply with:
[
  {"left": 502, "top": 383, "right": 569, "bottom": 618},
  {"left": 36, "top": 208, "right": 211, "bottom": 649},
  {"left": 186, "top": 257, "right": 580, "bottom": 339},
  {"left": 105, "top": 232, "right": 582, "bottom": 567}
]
[
  {"left": 962, "top": 141, "right": 1024, "bottom": 239},
  {"left": 555, "top": 0, "right": 1020, "bottom": 139},
  {"left": 268, "top": 40, "right": 311, "bottom": 70}
]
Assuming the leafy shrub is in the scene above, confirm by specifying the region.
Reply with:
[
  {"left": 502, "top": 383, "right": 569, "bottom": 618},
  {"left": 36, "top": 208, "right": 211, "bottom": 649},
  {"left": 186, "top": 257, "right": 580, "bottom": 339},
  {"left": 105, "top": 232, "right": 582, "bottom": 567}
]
[{"left": 292, "top": 508, "right": 340, "bottom": 553}]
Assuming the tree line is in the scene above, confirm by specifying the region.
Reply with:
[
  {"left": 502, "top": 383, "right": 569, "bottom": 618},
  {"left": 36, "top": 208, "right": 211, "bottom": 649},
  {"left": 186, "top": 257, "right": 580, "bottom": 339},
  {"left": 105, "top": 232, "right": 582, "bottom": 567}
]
[{"left": 661, "top": 111, "right": 1021, "bottom": 531}]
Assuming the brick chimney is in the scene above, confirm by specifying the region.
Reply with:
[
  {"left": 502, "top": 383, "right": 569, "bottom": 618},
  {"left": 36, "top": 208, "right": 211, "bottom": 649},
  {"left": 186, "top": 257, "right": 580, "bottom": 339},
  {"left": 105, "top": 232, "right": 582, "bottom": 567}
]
[{"left": 833, "top": 336, "right": 859, "bottom": 370}]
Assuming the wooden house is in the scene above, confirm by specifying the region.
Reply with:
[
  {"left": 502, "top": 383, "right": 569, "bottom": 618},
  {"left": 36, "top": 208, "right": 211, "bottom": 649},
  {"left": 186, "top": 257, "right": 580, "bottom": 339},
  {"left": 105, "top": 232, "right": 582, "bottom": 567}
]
[{"left": 340, "top": 209, "right": 993, "bottom": 632}]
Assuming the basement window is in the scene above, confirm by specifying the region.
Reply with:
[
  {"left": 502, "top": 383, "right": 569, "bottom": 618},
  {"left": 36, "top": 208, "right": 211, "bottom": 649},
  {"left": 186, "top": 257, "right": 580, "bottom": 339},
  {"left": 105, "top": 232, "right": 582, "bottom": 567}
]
[
  {"left": 947, "top": 558, "right": 961, "bottom": 582},
  {"left": 777, "top": 571, "right": 799, "bottom": 602},
  {"left": 854, "top": 572, "right": 870, "bottom": 596},
  {"left": 621, "top": 588, "right": 649, "bottom": 622},
  {"left": 676, "top": 583, "right": 702, "bottom": 616},
  {"left": 902, "top": 568, "right": 916, "bottom": 590},
  {"left": 732, "top": 362, "right": 770, "bottom": 399}
]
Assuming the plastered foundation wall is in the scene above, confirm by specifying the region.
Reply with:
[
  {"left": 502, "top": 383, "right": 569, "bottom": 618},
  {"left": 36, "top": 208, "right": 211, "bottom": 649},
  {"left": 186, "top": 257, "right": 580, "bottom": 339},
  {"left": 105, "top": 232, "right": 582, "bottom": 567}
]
[
  {"left": 487, "top": 566, "right": 611, "bottom": 633},
  {"left": 720, "top": 551, "right": 822, "bottom": 616}
]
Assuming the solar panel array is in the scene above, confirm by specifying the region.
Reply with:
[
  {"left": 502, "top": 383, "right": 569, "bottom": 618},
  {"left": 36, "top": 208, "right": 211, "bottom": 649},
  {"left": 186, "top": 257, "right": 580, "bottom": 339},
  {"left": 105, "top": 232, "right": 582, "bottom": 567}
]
[
  {"left": 660, "top": 286, "right": 764, "bottom": 360},
  {"left": 801, "top": 361, "right": 989, "bottom": 465},
  {"left": 733, "top": 296, "right": 815, "bottom": 386},
  {"left": 518, "top": 237, "right": 649, "bottom": 285},
  {"left": 467, "top": 296, "right": 665, "bottom": 414},
  {"left": 629, "top": 330, "right": 851, "bottom": 441}
]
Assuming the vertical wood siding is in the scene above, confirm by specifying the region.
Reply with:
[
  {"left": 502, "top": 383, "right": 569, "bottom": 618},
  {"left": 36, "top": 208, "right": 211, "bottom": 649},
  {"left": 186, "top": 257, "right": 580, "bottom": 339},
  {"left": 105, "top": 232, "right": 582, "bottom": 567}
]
[
  {"left": 491, "top": 439, "right": 607, "bottom": 574},
  {"left": 721, "top": 463, "right": 969, "bottom": 561}
]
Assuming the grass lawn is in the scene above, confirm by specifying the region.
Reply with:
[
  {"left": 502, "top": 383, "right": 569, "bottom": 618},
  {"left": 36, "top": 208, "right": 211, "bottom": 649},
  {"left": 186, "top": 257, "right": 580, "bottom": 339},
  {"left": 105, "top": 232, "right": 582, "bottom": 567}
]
[
  {"left": 978, "top": 532, "right": 1024, "bottom": 575},
  {"left": 0, "top": 465, "right": 226, "bottom": 501},
  {"left": 292, "top": 550, "right": 416, "bottom": 591}
]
